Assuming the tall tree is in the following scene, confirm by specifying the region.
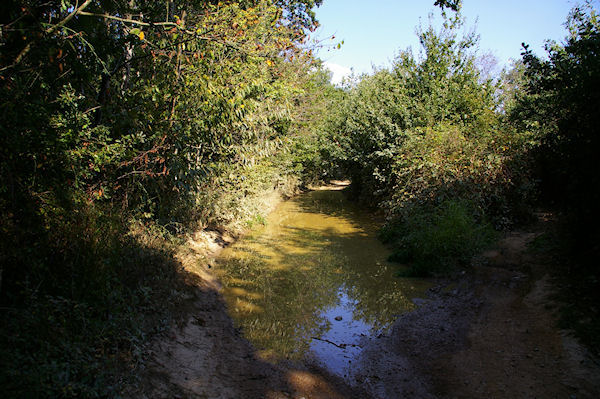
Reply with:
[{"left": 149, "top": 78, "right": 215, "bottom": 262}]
[{"left": 514, "top": 4, "right": 600, "bottom": 244}]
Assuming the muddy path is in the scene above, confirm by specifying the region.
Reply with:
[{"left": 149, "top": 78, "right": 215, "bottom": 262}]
[
  {"left": 125, "top": 198, "right": 600, "bottom": 398},
  {"left": 352, "top": 229, "right": 600, "bottom": 398},
  {"left": 126, "top": 283, "right": 362, "bottom": 399}
]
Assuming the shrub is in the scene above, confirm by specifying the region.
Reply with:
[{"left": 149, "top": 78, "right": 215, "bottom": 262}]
[
  {"left": 0, "top": 201, "right": 192, "bottom": 398},
  {"left": 384, "top": 199, "right": 496, "bottom": 276},
  {"left": 514, "top": 4, "right": 600, "bottom": 246}
]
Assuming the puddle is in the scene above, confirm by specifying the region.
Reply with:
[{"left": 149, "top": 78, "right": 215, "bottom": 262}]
[{"left": 216, "top": 188, "right": 429, "bottom": 378}]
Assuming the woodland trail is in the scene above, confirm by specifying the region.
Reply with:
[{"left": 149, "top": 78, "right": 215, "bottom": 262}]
[
  {"left": 353, "top": 224, "right": 600, "bottom": 398},
  {"left": 126, "top": 206, "right": 600, "bottom": 399}
]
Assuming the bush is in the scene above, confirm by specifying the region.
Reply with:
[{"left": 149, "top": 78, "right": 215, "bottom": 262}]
[
  {"left": 316, "top": 9, "right": 537, "bottom": 277},
  {"left": 390, "top": 124, "right": 535, "bottom": 227},
  {"left": 383, "top": 199, "right": 496, "bottom": 276},
  {"left": 0, "top": 202, "right": 193, "bottom": 398},
  {"left": 514, "top": 4, "right": 600, "bottom": 246}
]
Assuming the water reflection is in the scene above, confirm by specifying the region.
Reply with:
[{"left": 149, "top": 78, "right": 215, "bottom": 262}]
[{"left": 216, "top": 189, "right": 429, "bottom": 375}]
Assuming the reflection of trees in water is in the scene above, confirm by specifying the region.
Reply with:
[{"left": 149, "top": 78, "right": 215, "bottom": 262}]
[
  {"left": 217, "top": 190, "right": 427, "bottom": 359},
  {"left": 295, "top": 190, "right": 381, "bottom": 227},
  {"left": 343, "top": 264, "right": 418, "bottom": 329},
  {"left": 218, "top": 230, "right": 345, "bottom": 358}
]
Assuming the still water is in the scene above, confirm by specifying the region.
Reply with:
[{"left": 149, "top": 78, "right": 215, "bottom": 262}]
[{"left": 216, "top": 187, "right": 428, "bottom": 377}]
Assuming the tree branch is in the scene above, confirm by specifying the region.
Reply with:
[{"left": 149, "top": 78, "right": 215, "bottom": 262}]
[
  {"left": 78, "top": 11, "right": 181, "bottom": 28},
  {"left": 46, "top": 0, "right": 92, "bottom": 35},
  {"left": 1, "top": 0, "right": 92, "bottom": 73}
]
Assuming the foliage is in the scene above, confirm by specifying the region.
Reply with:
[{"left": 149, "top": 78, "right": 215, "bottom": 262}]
[
  {"left": 388, "top": 124, "right": 536, "bottom": 229},
  {"left": 383, "top": 199, "right": 496, "bottom": 276},
  {"left": 0, "top": 206, "right": 194, "bottom": 397},
  {"left": 318, "top": 9, "right": 535, "bottom": 275},
  {"left": 192, "top": 157, "right": 301, "bottom": 233},
  {"left": 278, "top": 64, "right": 347, "bottom": 184},
  {"left": 513, "top": 4, "right": 600, "bottom": 244},
  {"left": 435, "top": 0, "right": 461, "bottom": 11},
  {"left": 511, "top": 3, "right": 600, "bottom": 353},
  {"left": 0, "top": 0, "right": 330, "bottom": 395},
  {"left": 276, "top": 0, "right": 323, "bottom": 30},
  {"left": 497, "top": 59, "right": 528, "bottom": 114},
  {"left": 0, "top": 0, "right": 323, "bottom": 229},
  {"left": 330, "top": 12, "right": 503, "bottom": 203}
]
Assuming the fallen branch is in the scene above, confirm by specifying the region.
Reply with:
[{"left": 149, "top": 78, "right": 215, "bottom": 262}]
[{"left": 311, "top": 336, "right": 361, "bottom": 349}]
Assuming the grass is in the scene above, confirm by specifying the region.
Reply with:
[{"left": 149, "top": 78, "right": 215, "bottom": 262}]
[
  {"left": 0, "top": 226, "right": 194, "bottom": 398},
  {"left": 0, "top": 201, "right": 212, "bottom": 397},
  {"left": 246, "top": 214, "right": 267, "bottom": 228}
]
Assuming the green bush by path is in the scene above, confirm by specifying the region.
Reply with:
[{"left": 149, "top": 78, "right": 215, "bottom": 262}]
[
  {"left": 0, "top": 204, "right": 194, "bottom": 398},
  {"left": 512, "top": 4, "right": 600, "bottom": 250},
  {"left": 512, "top": 4, "right": 600, "bottom": 354},
  {"left": 382, "top": 199, "right": 496, "bottom": 276}
]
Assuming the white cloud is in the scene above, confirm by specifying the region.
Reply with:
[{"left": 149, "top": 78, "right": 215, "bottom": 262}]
[{"left": 323, "top": 61, "right": 352, "bottom": 86}]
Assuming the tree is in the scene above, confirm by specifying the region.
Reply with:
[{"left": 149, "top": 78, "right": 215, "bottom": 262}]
[
  {"left": 435, "top": 0, "right": 460, "bottom": 11},
  {"left": 330, "top": 10, "right": 497, "bottom": 204},
  {"left": 0, "top": 1, "right": 325, "bottom": 395},
  {"left": 514, "top": 4, "right": 600, "bottom": 243}
]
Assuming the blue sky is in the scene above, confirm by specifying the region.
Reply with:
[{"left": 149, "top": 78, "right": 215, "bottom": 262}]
[{"left": 313, "top": 0, "right": 596, "bottom": 84}]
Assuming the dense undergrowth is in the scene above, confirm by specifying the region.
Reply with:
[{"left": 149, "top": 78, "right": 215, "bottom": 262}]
[
  {"left": 380, "top": 199, "right": 497, "bottom": 276},
  {"left": 316, "top": 2, "right": 599, "bottom": 351},
  {"left": 313, "top": 10, "right": 537, "bottom": 276},
  {"left": 513, "top": 6, "right": 600, "bottom": 353},
  {"left": 0, "top": 0, "right": 331, "bottom": 396},
  {"left": 1, "top": 0, "right": 599, "bottom": 395},
  {"left": 0, "top": 220, "right": 195, "bottom": 397},
  {"left": 313, "top": 4, "right": 599, "bottom": 287}
]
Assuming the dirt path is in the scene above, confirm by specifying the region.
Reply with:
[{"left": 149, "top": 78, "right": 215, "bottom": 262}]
[
  {"left": 127, "top": 284, "right": 361, "bottom": 399},
  {"left": 125, "top": 199, "right": 366, "bottom": 399},
  {"left": 353, "top": 228, "right": 600, "bottom": 398},
  {"left": 125, "top": 217, "right": 600, "bottom": 399}
]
